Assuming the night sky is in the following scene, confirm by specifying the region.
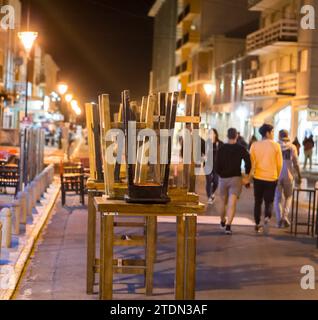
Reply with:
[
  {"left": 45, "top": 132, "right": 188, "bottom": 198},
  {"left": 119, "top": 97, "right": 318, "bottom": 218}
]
[{"left": 21, "top": 0, "right": 155, "bottom": 105}]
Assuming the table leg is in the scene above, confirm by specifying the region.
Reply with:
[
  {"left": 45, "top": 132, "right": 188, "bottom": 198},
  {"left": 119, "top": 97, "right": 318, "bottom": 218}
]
[
  {"left": 100, "top": 213, "right": 114, "bottom": 300},
  {"left": 185, "top": 215, "right": 197, "bottom": 300},
  {"left": 145, "top": 216, "right": 156, "bottom": 296},
  {"left": 175, "top": 215, "right": 186, "bottom": 300},
  {"left": 87, "top": 191, "right": 96, "bottom": 294}
]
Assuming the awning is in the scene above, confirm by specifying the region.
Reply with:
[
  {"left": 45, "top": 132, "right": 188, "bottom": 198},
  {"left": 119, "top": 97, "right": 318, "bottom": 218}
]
[{"left": 251, "top": 99, "right": 291, "bottom": 127}]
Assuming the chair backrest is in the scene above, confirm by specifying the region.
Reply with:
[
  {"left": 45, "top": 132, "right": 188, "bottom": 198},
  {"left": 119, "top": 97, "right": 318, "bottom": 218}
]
[
  {"left": 60, "top": 161, "right": 83, "bottom": 175},
  {"left": 0, "top": 165, "right": 19, "bottom": 189}
]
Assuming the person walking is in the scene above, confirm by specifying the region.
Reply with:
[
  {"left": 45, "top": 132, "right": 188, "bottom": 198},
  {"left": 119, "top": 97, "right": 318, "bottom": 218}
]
[
  {"left": 274, "top": 130, "right": 301, "bottom": 228},
  {"left": 204, "top": 129, "right": 223, "bottom": 204},
  {"left": 303, "top": 134, "right": 315, "bottom": 170},
  {"left": 250, "top": 124, "right": 283, "bottom": 233},
  {"left": 292, "top": 137, "right": 301, "bottom": 156},
  {"left": 237, "top": 132, "right": 248, "bottom": 150},
  {"left": 215, "top": 128, "right": 251, "bottom": 235},
  {"left": 248, "top": 135, "right": 258, "bottom": 150}
]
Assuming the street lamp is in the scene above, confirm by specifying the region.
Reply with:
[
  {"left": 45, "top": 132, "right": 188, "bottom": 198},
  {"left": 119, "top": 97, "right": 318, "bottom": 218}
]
[
  {"left": 57, "top": 83, "right": 69, "bottom": 121},
  {"left": 57, "top": 83, "right": 68, "bottom": 96},
  {"left": 71, "top": 99, "right": 78, "bottom": 110},
  {"left": 203, "top": 83, "right": 215, "bottom": 128},
  {"left": 65, "top": 93, "right": 73, "bottom": 103},
  {"left": 203, "top": 83, "right": 214, "bottom": 96},
  {"left": 71, "top": 99, "right": 81, "bottom": 121},
  {"left": 18, "top": 31, "right": 38, "bottom": 119}
]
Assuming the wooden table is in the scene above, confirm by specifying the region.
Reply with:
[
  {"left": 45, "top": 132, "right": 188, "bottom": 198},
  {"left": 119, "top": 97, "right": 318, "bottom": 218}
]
[
  {"left": 94, "top": 197, "right": 205, "bottom": 300},
  {"left": 86, "top": 180, "right": 105, "bottom": 294}
]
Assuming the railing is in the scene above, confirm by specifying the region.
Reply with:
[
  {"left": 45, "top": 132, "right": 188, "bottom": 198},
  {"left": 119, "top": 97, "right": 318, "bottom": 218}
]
[
  {"left": 177, "top": 4, "right": 191, "bottom": 24},
  {"left": 176, "top": 31, "right": 199, "bottom": 51},
  {"left": 243, "top": 72, "right": 296, "bottom": 97},
  {"left": 248, "top": 0, "right": 262, "bottom": 8},
  {"left": 175, "top": 61, "right": 188, "bottom": 76},
  {"left": 246, "top": 19, "right": 298, "bottom": 53},
  {"left": 176, "top": 38, "right": 183, "bottom": 50}
]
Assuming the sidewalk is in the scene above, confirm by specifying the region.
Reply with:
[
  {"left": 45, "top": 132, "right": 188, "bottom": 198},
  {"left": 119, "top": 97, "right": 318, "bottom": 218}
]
[
  {"left": 12, "top": 159, "right": 318, "bottom": 299},
  {"left": 44, "top": 137, "right": 83, "bottom": 167}
]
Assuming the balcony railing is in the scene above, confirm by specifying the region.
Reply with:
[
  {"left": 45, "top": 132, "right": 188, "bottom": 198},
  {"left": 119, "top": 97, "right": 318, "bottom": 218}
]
[
  {"left": 176, "top": 31, "right": 199, "bottom": 51},
  {"left": 248, "top": 0, "right": 282, "bottom": 11},
  {"left": 177, "top": 4, "right": 190, "bottom": 24},
  {"left": 248, "top": 0, "right": 261, "bottom": 7},
  {"left": 243, "top": 72, "right": 296, "bottom": 97},
  {"left": 246, "top": 19, "right": 298, "bottom": 54},
  {"left": 177, "top": 3, "right": 199, "bottom": 25},
  {"left": 175, "top": 61, "right": 189, "bottom": 76}
]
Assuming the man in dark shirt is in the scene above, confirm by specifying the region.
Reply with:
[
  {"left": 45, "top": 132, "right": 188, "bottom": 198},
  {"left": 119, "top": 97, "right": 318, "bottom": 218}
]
[{"left": 215, "top": 128, "right": 251, "bottom": 235}]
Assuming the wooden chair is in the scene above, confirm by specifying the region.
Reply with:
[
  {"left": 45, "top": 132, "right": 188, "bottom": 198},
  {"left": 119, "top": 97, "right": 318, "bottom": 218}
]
[
  {"left": 0, "top": 164, "right": 19, "bottom": 195},
  {"left": 60, "top": 161, "right": 85, "bottom": 206}
]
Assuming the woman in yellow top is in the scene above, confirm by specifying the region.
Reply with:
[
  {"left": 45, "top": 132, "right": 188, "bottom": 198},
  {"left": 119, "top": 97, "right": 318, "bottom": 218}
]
[{"left": 250, "top": 124, "right": 283, "bottom": 233}]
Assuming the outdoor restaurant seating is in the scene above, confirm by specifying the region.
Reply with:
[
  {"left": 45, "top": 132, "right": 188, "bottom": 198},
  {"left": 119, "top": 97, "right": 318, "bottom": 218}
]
[
  {"left": 60, "top": 161, "right": 85, "bottom": 206},
  {"left": 0, "top": 163, "right": 19, "bottom": 196}
]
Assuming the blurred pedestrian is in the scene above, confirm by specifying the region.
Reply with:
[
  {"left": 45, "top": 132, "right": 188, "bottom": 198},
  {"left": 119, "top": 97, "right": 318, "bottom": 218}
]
[
  {"left": 303, "top": 134, "right": 315, "bottom": 170},
  {"left": 61, "top": 123, "right": 69, "bottom": 159},
  {"left": 237, "top": 132, "right": 248, "bottom": 150},
  {"left": 216, "top": 128, "right": 251, "bottom": 235},
  {"left": 248, "top": 135, "right": 258, "bottom": 150},
  {"left": 250, "top": 124, "right": 283, "bottom": 234},
  {"left": 204, "top": 128, "right": 223, "bottom": 204},
  {"left": 292, "top": 137, "right": 301, "bottom": 156},
  {"left": 274, "top": 130, "right": 301, "bottom": 228}
]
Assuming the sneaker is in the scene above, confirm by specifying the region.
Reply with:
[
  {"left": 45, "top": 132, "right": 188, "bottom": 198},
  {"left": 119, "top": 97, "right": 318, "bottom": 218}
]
[
  {"left": 220, "top": 220, "right": 226, "bottom": 230},
  {"left": 225, "top": 225, "right": 232, "bottom": 235},
  {"left": 264, "top": 218, "right": 270, "bottom": 234},
  {"left": 255, "top": 225, "right": 263, "bottom": 233},
  {"left": 208, "top": 195, "right": 216, "bottom": 204}
]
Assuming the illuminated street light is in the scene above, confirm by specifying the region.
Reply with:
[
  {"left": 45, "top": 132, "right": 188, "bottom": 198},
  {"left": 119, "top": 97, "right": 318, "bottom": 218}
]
[
  {"left": 65, "top": 93, "right": 73, "bottom": 103},
  {"left": 203, "top": 83, "right": 214, "bottom": 96},
  {"left": 74, "top": 107, "right": 82, "bottom": 116},
  {"left": 71, "top": 99, "right": 79, "bottom": 109},
  {"left": 18, "top": 31, "right": 38, "bottom": 55},
  {"left": 57, "top": 83, "right": 68, "bottom": 95},
  {"left": 18, "top": 31, "right": 38, "bottom": 118}
]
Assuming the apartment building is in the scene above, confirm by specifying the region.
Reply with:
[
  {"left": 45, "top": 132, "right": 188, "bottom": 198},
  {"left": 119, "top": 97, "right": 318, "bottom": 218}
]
[
  {"left": 212, "top": 0, "right": 318, "bottom": 152},
  {"left": 0, "top": 0, "right": 22, "bottom": 127},
  {"left": 0, "top": 0, "right": 61, "bottom": 127},
  {"left": 148, "top": 0, "right": 178, "bottom": 93},
  {"left": 172, "top": 0, "right": 259, "bottom": 133}
]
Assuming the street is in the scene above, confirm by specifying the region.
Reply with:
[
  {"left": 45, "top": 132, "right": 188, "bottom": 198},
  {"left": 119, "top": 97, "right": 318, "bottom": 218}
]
[{"left": 13, "top": 143, "right": 318, "bottom": 300}]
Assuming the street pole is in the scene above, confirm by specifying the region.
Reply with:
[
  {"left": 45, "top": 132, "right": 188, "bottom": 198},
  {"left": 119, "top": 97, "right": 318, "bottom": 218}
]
[{"left": 25, "top": 55, "right": 29, "bottom": 118}]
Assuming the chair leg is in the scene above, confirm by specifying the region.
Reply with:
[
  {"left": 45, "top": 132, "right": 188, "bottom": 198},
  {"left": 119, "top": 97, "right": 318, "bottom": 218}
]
[
  {"left": 81, "top": 178, "right": 85, "bottom": 205},
  {"left": 61, "top": 185, "right": 66, "bottom": 206}
]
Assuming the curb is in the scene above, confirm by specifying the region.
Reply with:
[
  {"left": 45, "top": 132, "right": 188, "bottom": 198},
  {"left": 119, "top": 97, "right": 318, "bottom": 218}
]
[{"left": 0, "top": 181, "right": 61, "bottom": 300}]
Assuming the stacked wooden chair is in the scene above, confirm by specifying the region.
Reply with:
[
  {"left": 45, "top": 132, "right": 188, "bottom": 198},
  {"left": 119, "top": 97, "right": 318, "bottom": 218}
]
[{"left": 86, "top": 90, "right": 204, "bottom": 299}]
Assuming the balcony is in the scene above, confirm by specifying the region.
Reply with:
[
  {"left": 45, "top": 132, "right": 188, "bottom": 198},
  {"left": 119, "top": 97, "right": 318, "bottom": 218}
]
[
  {"left": 246, "top": 19, "right": 298, "bottom": 55},
  {"left": 175, "top": 61, "right": 189, "bottom": 76},
  {"left": 177, "top": 3, "right": 199, "bottom": 25},
  {"left": 243, "top": 72, "right": 296, "bottom": 98},
  {"left": 248, "top": 0, "right": 283, "bottom": 11},
  {"left": 175, "top": 31, "right": 200, "bottom": 52}
]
